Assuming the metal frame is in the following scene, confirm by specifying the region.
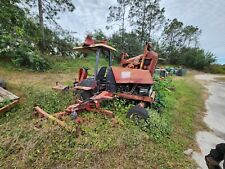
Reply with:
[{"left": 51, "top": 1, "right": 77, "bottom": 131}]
[{"left": 43, "top": 37, "right": 159, "bottom": 128}]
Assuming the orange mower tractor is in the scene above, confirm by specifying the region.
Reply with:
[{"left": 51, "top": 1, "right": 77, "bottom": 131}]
[{"left": 70, "top": 36, "right": 158, "bottom": 121}]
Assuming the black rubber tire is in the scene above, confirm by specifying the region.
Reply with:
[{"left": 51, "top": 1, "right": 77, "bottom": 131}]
[{"left": 126, "top": 105, "right": 149, "bottom": 120}]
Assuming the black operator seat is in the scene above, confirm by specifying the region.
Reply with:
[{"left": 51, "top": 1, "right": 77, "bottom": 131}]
[{"left": 96, "top": 66, "right": 107, "bottom": 83}]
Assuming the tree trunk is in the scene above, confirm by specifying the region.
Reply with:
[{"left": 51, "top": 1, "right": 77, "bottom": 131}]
[
  {"left": 38, "top": 0, "right": 45, "bottom": 52},
  {"left": 140, "top": 5, "right": 146, "bottom": 44},
  {"left": 188, "top": 39, "right": 191, "bottom": 47},
  {"left": 121, "top": 3, "right": 125, "bottom": 50},
  {"left": 148, "top": 17, "right": 152, "bottom": 42}
]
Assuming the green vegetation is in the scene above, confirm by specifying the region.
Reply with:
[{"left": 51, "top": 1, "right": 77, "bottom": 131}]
[
  {"left": 49, "top": 54, "right": 109, "bottom": 74},
  {"left": 0, "top": 99, "right": 11, "bottom": 109},
  {"left": 0, "top": 0, "right": 221, "bottom": 168},
  {"left": 109, "top": 31, "right": 143, "bottom": 59},
  {"left": 0, "top": 0, "right": 221, "bottom": 73},
  {"left": 153, "top": 77, "right": 174, "bottom": 111},
  {"left": 107, "top": 1, "right": 217, "bottom": 71},
  {"left": 161, "top": 47, "right": 215, "bottom": 70},
  {"left": 204, "top": 64, "right": 225, "bottom": 74},
  {"left": 0, "top": 0, "right": 76, "bottom": 71},
  {"left": 0, "top": 1, "right": 210, "bottom": 165},
  {"left": 0, "top": 63, "right": 206, "bottom": 168}
]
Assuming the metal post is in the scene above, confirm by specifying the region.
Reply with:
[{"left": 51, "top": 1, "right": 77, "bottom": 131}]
[
  {"left": 109, "top": 51, "right": 112, "bottom": 67},
  {"left": 95, "top": 48, "right": 101, "bottom": 79}
]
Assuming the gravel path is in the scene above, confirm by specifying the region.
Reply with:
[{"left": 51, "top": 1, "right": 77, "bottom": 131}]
[{"left": 193, "top": 74, "right": 225, "bottom": 169}]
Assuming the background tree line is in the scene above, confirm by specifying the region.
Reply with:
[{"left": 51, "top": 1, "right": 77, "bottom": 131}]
[
  {"left": 106, "top": 0, "right": 217, "bottom": 71},
  {"left": 0, "top": 0, "right": 223, "bottom": 72}
]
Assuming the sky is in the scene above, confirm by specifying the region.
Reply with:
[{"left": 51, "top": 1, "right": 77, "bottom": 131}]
[{"left": 57, "top": 0, "right": 225, "bottom": 64}]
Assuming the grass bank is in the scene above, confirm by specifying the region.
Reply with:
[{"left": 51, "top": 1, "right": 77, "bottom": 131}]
[
  {"left": 0, "top": 55, "right": 109, "bottom": 90},
  {"left": 215, "top": 77, "right": 225, "bottom": 81},
  {"left": 0, "top": 63, "right": 206, "bottom": 168}
]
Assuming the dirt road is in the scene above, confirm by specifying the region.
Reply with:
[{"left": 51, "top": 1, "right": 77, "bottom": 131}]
[{"left": 193, "top": 74, "right": 225, "bottom": 169}]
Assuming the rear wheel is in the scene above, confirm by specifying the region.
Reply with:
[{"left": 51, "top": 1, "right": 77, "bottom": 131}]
[{"left": 127, "top": 105, "right": 149, "bottom": 120}]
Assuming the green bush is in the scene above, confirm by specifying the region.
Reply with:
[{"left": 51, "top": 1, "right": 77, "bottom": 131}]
[
  {"left": 0, "top": 0, "right": 75, "bottom": 71},
  {"left": 0, "top": 27, "right": 50, "bottom": 71},
  {"left": 204, "top": 64, "right": 225, "bottom": 74},
  {"left": 153, "top": 77, "right": 174, "bottom": 111},
  {"left": 11, "top": 47, "right": 50, "bottom": 71},
  {"left": 140, "top": 110, "right": 171, "bottom": 141},
  {"left": 179, "top": 48, "right": 216, "bottom": 70},
  {"left": 159, "top": 46, "right": 216, "bottom": 70}
]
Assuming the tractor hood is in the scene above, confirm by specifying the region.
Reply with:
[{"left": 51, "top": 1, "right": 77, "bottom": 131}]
[{"left": 111, "top": 67, "right": 153, "bottom": 84}]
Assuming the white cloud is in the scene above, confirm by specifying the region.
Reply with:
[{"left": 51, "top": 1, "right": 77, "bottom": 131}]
[{"left": 57, "top": 0, "right": 117, "bottom": 40}]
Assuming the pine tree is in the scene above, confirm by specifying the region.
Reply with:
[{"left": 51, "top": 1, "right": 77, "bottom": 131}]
[
  {"left": 129, "top": 0, "right": 165, "bottom": 43},
  {"left": 24, "top": 0, "right": 75, "bottom": 52}
]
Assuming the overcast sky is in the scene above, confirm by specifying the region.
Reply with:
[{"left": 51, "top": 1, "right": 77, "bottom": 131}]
[{"left": 57, "top": 0, "right": 225, "bottom": 64}]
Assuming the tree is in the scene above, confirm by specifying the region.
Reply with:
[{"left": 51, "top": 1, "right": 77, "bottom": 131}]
[
  {"left": 107, "top": 0, "right": 132, "bottom": 48},
  {"left": 110, "top": 31, "right": 143, "bottom": 59},
  {"left": 0, "top": 0, "right": 50, "bottom": 71},
  {"left": 163, "top": 18, "right": 206, "bottom": 65},
  {"left": 129, "top": 0, "right": 165, "bottom": 43},
  {"left": 162, "top": 18, "right": 184, "bottom": 48},
  {"left": 182, "top": 25, "right": 201, "bottom": 47},
  {"left": 0, "top": 0, "right": 25, "bottom": 33},
  {"left": 179, "top": 48, "right": 216, "bottom": 69},
  {"left": 38, "top": 0, "right": 44, "bottom": 51},
  {"left": 24, "top": 0, "right": 75, "bottom": 52},
  {"left": 163, "top": 19, "right": 202, "bottom": 49},
  {"left": 145, "top": 1, "right": 165, "bottom": 42},
  {"left": 92, "top": 29, "right": 106, "bottom": 41},
  {"left": 0, "top": 0, "right": 77, "bottom": 70}
]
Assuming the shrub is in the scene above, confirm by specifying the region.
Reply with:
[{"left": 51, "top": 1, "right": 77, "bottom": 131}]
[
  {"left": 204, "top": 64, "right": 225, "bottom": 74},
  {"left": 11, "top": 46, "right": 50, "bottom": 71},
  {"left": 0, "top": 30, "right": 50, "bottom": 71},
  {"left": 153, "top": 77, "right": 174, "bottom": 111},
  {"left": 140, "top": 110, "right": 171, "bottom": 141}
]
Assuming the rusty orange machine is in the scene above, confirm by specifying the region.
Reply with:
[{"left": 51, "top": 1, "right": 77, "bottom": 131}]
[
  {"left": 70, "top": 36, "right": 158, "bottom": 120},
  {"left": 34, "top": 36, "right": 159, "bottom": 133}
]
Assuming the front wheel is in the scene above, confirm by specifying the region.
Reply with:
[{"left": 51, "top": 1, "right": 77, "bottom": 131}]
[{"left": 126, "top": 105, "right": 149, "bottom": 120}]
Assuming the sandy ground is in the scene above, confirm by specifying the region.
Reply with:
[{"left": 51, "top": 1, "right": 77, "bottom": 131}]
[{"left": 193, "top": 74, "right": 225, "bottom": 169}]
